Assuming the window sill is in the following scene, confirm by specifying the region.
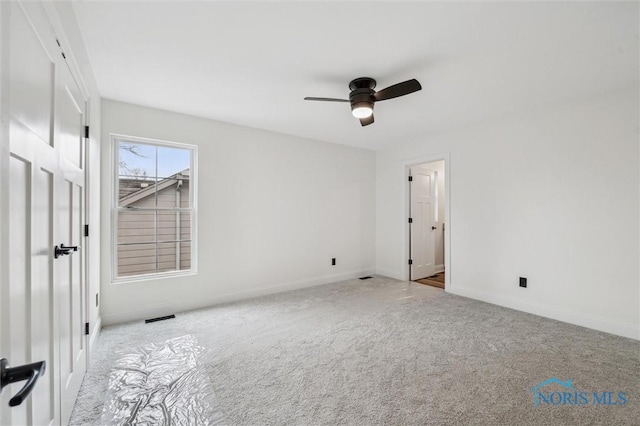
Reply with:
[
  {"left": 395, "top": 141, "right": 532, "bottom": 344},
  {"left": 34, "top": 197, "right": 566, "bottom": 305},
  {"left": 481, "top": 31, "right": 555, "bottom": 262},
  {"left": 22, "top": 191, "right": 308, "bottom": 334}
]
[{"left": 111, "top": 269, "right": 198, "bottom": 285}]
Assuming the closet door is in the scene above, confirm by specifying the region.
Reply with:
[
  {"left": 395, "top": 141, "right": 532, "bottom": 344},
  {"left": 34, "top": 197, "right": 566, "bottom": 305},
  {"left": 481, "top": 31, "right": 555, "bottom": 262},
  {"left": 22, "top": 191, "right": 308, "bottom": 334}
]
[{"left": 0, "top": 2, "right": 87, "bottom": 425}]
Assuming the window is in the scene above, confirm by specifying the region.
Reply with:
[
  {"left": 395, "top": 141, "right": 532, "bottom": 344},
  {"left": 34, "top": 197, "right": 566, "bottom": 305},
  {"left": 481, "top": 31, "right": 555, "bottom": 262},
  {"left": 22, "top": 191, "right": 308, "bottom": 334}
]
[{"left": 112, "top": 135, "right": 197, "bottom": 281}]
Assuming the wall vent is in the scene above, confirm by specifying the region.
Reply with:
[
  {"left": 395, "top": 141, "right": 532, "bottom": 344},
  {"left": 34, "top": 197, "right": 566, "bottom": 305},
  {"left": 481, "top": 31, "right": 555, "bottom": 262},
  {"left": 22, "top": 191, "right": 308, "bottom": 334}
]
[{"left": 145, "top": 314, "right": 176, "bottom": 324}]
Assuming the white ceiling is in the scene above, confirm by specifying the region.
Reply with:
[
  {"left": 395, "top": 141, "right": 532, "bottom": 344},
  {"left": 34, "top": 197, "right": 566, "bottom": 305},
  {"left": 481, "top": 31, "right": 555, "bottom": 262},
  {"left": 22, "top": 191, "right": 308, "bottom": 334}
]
[{"left": 72, "top": 1, "right": 638, "bottom": 151}]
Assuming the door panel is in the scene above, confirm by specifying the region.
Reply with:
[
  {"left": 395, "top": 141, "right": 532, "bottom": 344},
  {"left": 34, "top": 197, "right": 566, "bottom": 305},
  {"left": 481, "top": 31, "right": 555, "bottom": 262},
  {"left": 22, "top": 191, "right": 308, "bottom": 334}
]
[
  {"left": 9, "top": 2, "right": 55, "bottom": 147},
  {"left": 410, "top": 167, "right": 436, "bottom": 280},
  {"left": 8, "top": 155, "right": 30, "bottom": 426},
  {"left": 59, "top": 79, "right": 84, "bottom": 169},
  {"left": 32, "top": 167, "right": 56, "bottom": 426},
  {"left": 58, "top": 181, "right": 72, "bottom": 392},
  {"left": 72, "top": 184, "right": 85, "bottom": 362}
]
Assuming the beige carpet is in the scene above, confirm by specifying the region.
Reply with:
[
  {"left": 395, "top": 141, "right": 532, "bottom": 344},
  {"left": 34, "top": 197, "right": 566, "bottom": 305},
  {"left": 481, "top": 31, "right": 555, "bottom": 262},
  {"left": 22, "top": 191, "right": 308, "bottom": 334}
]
[{"left": 71, "top": 276, "right": 640, "bottom": 425}]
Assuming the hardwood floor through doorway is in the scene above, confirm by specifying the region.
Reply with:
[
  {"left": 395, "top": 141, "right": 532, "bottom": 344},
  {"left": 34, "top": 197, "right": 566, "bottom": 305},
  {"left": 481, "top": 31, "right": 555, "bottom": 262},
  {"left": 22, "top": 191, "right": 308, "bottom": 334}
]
[{"left": 414, "top": 272, "right": 445, "bottom": 289}]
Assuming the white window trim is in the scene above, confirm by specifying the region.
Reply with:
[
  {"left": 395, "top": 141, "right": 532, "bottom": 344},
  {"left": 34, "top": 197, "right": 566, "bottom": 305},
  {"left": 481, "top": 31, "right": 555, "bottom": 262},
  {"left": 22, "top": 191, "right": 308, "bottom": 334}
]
[{"left": 110, "top": 133, "right": 198, "bottom": 284}]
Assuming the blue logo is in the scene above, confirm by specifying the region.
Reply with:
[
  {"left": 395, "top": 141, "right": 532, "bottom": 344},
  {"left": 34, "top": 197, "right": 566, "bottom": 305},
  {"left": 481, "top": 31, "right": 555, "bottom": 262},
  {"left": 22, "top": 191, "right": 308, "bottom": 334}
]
[{"left": 531, "top": 378, "right": 628, "bottom": 407}]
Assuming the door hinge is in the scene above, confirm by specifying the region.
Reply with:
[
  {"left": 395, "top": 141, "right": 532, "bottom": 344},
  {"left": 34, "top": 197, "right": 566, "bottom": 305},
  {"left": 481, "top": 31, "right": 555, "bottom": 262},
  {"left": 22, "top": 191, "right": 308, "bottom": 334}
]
[
  {"left": 408, "top": 259, "right": 413, "bottom": 265},
  {"left": 56, "top": 40, "right": 67, "bottom": 60},
  {"left": 85, "top": 322, "right": 90, "bottom": 335},
  {"left": 84, "top": 224, "right": 89, "bottom": 237},
  {"left": 408, "top": 218, "right": 413, "bottom": 224},
  {"left": 408, "top": 176, "right": 413, "bottom": 182},
  {"left": 84, "top": 126, "right": 90, "bottom": 139}
]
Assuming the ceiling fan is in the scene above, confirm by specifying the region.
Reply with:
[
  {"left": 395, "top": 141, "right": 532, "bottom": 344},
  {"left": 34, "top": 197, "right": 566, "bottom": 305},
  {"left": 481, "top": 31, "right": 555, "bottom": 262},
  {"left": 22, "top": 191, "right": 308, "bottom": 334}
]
[{"left": 304, "top": 77, "right": 422, "bottom": 126}]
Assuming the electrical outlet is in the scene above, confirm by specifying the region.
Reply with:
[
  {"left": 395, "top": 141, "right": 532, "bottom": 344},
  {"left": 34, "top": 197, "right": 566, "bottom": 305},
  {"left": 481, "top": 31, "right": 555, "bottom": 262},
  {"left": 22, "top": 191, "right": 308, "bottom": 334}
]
[
  {"left": 519, "top": 277, "right": 527, "bottom": 288},
  {"left": 332, "top": 258, "right": 336, "bottom": 266}
]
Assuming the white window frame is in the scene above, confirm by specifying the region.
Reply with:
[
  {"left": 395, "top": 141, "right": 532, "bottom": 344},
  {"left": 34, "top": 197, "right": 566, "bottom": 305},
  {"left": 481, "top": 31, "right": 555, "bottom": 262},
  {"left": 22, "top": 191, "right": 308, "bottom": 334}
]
[{"left": 110, "top": 134, "right": 198, "bottom": 284}]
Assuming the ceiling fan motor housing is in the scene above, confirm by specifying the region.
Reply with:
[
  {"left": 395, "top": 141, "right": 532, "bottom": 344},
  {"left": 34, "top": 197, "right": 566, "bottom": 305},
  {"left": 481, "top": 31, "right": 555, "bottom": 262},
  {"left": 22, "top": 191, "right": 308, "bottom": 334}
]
[
  {"left": 349, "top": 77, "right": 376, "bottom": 114},
  {"left": 348, "top": 77, "right": 376, "bottom": 91}
]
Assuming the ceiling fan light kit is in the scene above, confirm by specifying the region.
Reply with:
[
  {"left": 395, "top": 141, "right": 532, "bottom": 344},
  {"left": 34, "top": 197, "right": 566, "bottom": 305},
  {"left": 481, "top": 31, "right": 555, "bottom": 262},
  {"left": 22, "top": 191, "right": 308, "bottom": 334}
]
[
  {"left": 351, "top": 102, "right": 373, "bottom": 118},
  {"left": 305, "top": 77, "right": 422, "bottom": 126}
]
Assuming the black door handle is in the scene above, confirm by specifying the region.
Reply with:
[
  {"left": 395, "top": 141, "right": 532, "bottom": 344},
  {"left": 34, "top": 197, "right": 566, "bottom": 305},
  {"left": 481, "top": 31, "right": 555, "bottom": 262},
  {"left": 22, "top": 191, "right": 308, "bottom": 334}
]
[
  {"left": 431, "top": 226, "right": 437, "bottom": 230},
  {"left": 0, "top": 358, "right": 46, "bottom": 407},
  {"left": 54, "top": 243, "right": 79, "bottom": 259}
]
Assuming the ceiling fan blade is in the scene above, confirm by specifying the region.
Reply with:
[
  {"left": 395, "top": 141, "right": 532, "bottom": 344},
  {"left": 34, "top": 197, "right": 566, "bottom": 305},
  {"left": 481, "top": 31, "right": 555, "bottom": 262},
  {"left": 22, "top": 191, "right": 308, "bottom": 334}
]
[
  {"left": 304, "top": 97, "right": 349, "bottom": 102},
  {"left": 374, "top": 79, "right": 422, "bottom": 102},
  {"left": 359, "top": 114, "right": 374, "bottom": 126}
]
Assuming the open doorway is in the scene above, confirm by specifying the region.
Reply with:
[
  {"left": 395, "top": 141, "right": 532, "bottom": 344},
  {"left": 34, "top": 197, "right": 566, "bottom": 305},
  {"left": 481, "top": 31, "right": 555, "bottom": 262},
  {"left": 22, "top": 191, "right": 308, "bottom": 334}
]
[{"left": 409, "top": 160, "right": 446, "bottom": 289}]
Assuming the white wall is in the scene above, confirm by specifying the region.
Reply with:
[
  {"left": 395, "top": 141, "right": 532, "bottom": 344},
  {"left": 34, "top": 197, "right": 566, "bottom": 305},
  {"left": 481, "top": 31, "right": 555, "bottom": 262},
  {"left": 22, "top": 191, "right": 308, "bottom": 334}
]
[
  {"left": 50, "top": 3, "right": 102, "bottom": 352},
  {"left": 100, "top": 99, "right": 376, "bottom": 324},
  {"left": 376, "top": 90, "right": 639, "bottom": 340}
]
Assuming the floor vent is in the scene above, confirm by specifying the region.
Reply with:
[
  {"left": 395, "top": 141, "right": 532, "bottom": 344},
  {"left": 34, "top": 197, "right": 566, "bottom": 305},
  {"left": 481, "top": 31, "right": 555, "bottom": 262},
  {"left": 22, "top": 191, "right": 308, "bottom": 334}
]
[
  {"left": 359, "top": 276, "right": 373, "bottom": 280},
  {"left": 145, "top": 314, "right": 176, "bottom": 324}
]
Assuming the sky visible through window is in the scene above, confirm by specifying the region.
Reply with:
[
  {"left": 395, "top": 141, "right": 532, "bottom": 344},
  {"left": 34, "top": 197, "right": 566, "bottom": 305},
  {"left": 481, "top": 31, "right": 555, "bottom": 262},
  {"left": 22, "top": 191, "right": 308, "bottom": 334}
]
[{"left": 119, "top": 141, "right": 190, "bottom": 178}]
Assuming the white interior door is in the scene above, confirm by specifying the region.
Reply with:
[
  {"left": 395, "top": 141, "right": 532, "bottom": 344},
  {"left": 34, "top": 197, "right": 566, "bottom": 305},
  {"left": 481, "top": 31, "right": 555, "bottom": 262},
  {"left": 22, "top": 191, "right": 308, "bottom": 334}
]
[
  {"left": 2, "top": 3, "right": 61, "bottom": 424},
  {"left": 57, "top": 52, "right": 87, "bottom": 425},
  {"left": 0, "top": 2, "right": 87, "bottom": 424},
  {"left": 410, "top": 166, "right": 436, "bottom": 280}
]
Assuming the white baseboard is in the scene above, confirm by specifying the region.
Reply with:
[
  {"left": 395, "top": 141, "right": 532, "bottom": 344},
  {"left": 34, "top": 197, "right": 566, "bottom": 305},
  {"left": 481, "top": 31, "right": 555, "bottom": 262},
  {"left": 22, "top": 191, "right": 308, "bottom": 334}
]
[
  {"left": 448, "top": 286, "right": 639, "bottom": 341},
  {"left": 89, "top": 316, "right": 102, "bottom": 362},
  {"left": 102, "top": 268, "right": 376, "bottom": 325},
  {"left": 435, "top": 264, "right": 445, "bottom": 274}
]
